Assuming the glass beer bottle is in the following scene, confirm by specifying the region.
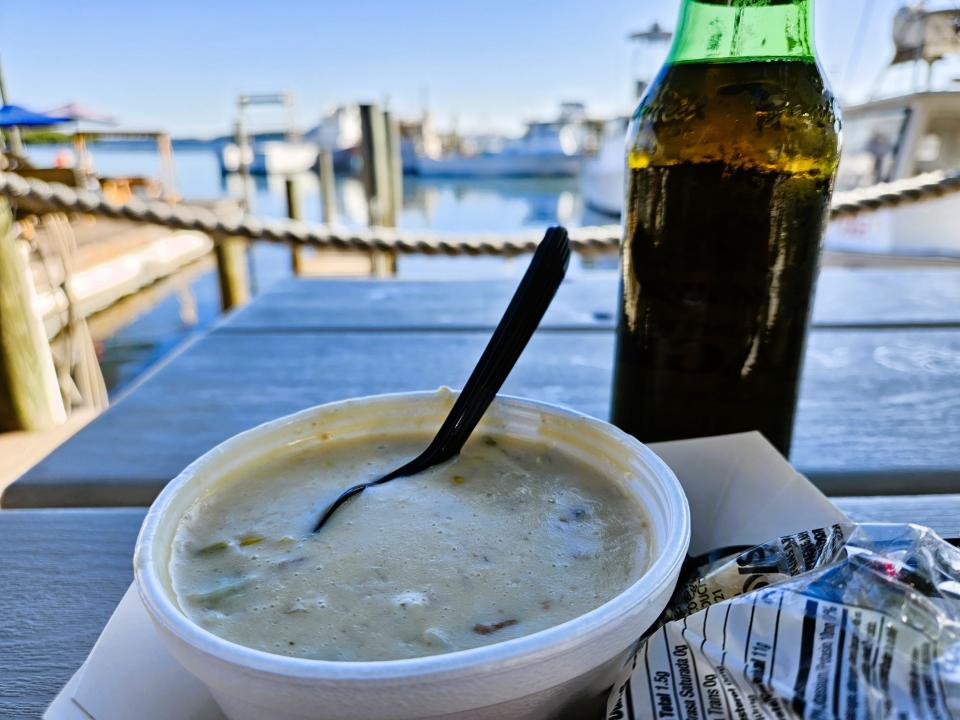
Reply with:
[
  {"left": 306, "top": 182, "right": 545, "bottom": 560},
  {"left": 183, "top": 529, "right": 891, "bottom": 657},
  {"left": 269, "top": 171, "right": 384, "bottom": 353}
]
[{"left": 611, "top": 0, "right": 841, "bottom": 455}]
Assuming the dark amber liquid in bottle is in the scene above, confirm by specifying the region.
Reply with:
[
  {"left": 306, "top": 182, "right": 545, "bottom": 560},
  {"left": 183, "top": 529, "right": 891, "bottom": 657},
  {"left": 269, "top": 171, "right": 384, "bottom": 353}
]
[{"left": 611, "top": 60, "right": 840, "bottom": 454}]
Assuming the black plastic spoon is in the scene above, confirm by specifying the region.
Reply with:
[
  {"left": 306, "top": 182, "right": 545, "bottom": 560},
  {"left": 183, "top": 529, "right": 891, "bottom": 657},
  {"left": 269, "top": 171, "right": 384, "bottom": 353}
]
[{"left": 313, "top": 226, "right": 571, "bottom": 532}]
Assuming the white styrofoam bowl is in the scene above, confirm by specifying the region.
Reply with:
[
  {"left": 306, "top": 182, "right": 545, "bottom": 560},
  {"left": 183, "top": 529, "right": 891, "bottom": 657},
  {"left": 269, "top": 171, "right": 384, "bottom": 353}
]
[{"left": 134, "top": 390, "right": 690, "bottom": 720}]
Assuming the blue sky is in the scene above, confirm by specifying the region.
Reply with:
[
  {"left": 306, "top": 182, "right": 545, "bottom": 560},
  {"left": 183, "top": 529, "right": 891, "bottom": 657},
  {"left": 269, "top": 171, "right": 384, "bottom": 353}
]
[{"left": 0, "top": 1, "right": 931, "bottom": 137}]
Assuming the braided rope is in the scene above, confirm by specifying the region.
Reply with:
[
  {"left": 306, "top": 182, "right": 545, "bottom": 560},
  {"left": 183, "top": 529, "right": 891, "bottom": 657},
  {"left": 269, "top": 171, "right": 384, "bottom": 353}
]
[
  {"left": 1, "top": 168, "right": 958, "bottom": 256},
  {"left": 829, "top": 169, "right": 960, "bottom": 219}
]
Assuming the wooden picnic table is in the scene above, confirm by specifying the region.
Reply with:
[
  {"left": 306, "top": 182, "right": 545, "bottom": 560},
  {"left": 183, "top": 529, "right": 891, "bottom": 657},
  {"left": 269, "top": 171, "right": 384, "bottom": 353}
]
[
  {"left": 6, "top": 267, "right": 960, "bottom": 507},
  {"left": 3, "top": 265, "right": 960, "bottom": 718}
]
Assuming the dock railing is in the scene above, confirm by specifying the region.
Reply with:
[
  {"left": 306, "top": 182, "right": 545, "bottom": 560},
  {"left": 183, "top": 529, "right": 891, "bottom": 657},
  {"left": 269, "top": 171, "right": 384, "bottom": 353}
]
[
  {"left": 3, "top": 166, "right": 960, "bottom": 309},
  {"left": 3, "top": 164, "right": 960, "bottom": 306},
  {"left": 3, "top": 167, "right": 959, "bottom": 257},
  {"left": 1, "top": 166, "right": 960, "bottom": 431}
]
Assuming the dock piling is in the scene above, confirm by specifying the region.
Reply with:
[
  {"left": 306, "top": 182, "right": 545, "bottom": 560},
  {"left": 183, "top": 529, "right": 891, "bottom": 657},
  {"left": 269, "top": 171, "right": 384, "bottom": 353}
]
[
  {"left": 359, "top": 104, "right": 392, "bottom": 227},
  {"left": 0, "top": 202, "right": 66, "bottom": 431},
  {"left": 214, "top": 236, "right": 251, "bottom": 311},
  {"left": 318, "top": 150, "right": 336, "bottom": 225},
  {"left": 285, "top": 177, "right": 305, "bottom": 275},
  {"left": 384, "top": 111, "right": 403, "bottom": 228},
  {"left": 360, "top": 104, "right": 399, "bottom": 276}
]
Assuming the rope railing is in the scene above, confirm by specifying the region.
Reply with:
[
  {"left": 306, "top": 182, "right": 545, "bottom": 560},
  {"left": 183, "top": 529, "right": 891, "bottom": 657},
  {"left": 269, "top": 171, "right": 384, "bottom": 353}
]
[
  {"left": 2, "top": 168, "right": 959, "bottom": 256},
  {"left": 830, "top": 169, "right": 960, "bottom": 219}
]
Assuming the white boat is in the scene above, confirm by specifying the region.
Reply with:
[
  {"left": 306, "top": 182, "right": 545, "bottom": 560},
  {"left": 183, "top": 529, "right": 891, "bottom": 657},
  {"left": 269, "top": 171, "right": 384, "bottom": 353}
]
[
  {"left": 305, "top": 105, "right": 363, "bottom": 172},
  {"left": 580, "top": 24, "right": 672, "bottom": 218},
  {"left": 580, "top": 117, "right": 629, "bottom": 217},
  {"left": 581, "top": 8, "right": 960, "bottom": 259},
  {"left": 827, "top": 89, "right": 960, "bottom": 257},
  {"left": 826, "top": 6, "right": 960, "bottom": 257},
  {"left": 416, "top": 112, "right": 585, "bottom": 178},
  {"left": 218, "top": 93, "right": 318, "bottom": 176},
  {"left": 220, "top": 140, "right": 319, "bottom": 175}
]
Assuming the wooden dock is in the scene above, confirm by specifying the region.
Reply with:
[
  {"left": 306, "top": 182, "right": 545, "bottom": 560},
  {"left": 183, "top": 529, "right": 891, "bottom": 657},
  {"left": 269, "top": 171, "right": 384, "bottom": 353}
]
[
  {"left": 26, "top": 216, "right": 214, "bottom": 338},
  {"left": 0, "top": 209, "right": 217, "bottom": 469}
]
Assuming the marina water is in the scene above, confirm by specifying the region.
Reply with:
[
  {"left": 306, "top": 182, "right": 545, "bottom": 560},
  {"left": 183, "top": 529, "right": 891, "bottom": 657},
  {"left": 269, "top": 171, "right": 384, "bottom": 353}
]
[{"left": 25, "top": 144, "right": 613, "bottom": 394}]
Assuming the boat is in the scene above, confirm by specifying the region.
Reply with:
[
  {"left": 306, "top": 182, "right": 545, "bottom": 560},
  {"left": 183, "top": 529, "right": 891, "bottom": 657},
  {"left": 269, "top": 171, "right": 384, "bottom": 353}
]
[
  {"left": 305, "top": 105, "right": 363, "bottom": 173},
  {"left": 826, "top": 6, "right": 960, "bottom": 257},
  {"left": 579, "top": 25, "right": 673, "bottom": 217},
  {"left": 581, "top": 7, "right": 960, "bottom": 260},
  {"left": 219, "top": 93, "right": 318, "bottom": 176},
  {"left": 399, "top": 112, "right": 443, "bottom": 175},
  {"left": 220, "top": 139, "right": 319, "bottom": 176},
  {"left": 580, "top": 117, "right": 629, "bottom": 217},
  {"left": 415, "top": 104, "right": 587, "bottom": 178}
]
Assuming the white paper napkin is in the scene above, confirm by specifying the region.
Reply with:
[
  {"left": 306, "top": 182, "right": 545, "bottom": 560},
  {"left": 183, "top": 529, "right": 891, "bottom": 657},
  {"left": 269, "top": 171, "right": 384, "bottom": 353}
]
[
  {"left": 44, "top": 586, "right": 224, "bottom": 720},
  {"left": 45, "top": 432, "right": 847, "bottom": 719},
  {"left": 44, "top": 664, "right": 89, "bottom": 720},
  {"left": 649, "top": 432, "right": 847, "bottom": 557}
]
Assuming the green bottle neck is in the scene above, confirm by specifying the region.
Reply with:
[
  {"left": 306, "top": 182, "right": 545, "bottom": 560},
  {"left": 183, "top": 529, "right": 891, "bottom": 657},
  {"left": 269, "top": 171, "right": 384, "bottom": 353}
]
[{"left": 667, "top": 0, "right": 816, "bottom": 64}]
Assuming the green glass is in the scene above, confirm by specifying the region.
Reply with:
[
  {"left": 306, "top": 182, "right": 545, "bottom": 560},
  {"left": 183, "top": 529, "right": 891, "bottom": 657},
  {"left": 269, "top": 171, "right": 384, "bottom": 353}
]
[
  {"left": 669, "top": 0, "right": 814, "bottom": 64},
  {"left": 611, "top": 0, "right": 841, "bottom": 454}
]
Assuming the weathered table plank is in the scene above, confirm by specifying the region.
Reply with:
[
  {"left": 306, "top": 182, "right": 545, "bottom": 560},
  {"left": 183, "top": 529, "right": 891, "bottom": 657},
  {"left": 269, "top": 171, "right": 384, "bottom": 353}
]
[
  {"left": 811, "top": 268, "right": 960, "bottom": 327},
  {"left": 834, "top": 495, "right": 960, "bottom": 537},
  {"left": 8, "top": 325, "right": 960, "bottom": 507},
  {"left": 220, "top": 269, "right": 960, "bottom": 332},
  {"left": 6, "top": 332, "right": 613, "bottom": 506},
  {"left": 221, "top": 276, "right": 618, "bottom": 332},
  {"left": 0, "top": 509, "right": 144, "bottom": 720},
  {"left": 1, "top": 500, "right": 957, "bottom": 718}
]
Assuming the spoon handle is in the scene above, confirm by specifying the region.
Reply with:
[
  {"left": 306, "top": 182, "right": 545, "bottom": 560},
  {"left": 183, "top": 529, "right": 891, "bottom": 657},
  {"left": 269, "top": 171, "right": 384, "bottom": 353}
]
[
  {"left": 377, "top": 226, "right": 571, "bottom": 483},
  {"left": 314, "top": 226, "right": 571, "bottom": 531}
]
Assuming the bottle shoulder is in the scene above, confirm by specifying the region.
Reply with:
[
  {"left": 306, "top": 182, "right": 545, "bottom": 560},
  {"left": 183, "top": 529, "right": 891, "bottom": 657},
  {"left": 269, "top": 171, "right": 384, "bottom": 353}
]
[{"left": 629, "top": 60, "right": 841, "bottom": 176}]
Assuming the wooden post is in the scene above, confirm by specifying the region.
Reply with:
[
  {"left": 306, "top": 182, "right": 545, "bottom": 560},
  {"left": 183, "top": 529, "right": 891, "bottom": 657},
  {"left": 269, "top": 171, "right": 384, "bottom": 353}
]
[
  {"left": 380, "top": 111, "right": 401, "bottom": 275},
  {"left": 359, "top": 104, "right": 392, "bottom": 227},
  {"left": 370, "top": 251, "right": 397, "bottom": 277},
  {"left": 360, "top": 105, "right": 398, "bottom": 276},
  {"left": 285, "top": 177, "right": 305, "bottom": 275},
  {"left": 317, "top": 149, "right": 336, "bottom": 225},
  {"left": 214, "top": 236, "right": 250, "bottom": 311},
  {"left": 383, "top": 111, "right": 403, "bottom": 228},
  {"left": 0, "top": 202, "right": 66, "bottom": 430}
]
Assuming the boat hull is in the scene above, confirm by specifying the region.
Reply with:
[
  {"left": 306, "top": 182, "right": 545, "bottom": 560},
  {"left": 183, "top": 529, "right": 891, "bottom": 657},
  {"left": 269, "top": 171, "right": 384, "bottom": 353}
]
[
  {"left": 220, "top": 142, "right": 319, "bottom": 176},
  {"left": 415, "top": 154, "right": 582, "bottom": 178},
  {"left": 579, "top": 169, "right": 960, "bottom": 258},
  {"left": 581, "top": 162, "right": 623, "bottom": 218},
  {"left": 826, "top": 194, "right": 960, "bottom": 258}
]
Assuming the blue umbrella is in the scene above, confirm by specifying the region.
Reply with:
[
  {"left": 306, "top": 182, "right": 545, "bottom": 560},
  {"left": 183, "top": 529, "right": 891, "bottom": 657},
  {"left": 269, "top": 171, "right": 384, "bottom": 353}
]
[{"left": 0, "top": 104, "right": 71, "bottom": 127}]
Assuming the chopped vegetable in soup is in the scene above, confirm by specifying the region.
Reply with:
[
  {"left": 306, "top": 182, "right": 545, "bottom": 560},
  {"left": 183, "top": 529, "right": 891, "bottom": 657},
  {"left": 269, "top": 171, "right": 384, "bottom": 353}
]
[{"left": 170, "top": 433, "right": 650, "bottom": 661}]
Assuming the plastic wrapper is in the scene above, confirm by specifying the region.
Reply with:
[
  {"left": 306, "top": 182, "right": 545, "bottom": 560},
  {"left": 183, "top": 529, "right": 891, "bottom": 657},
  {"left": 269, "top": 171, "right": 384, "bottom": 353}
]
[{"left": 606, "top": 523, "right": 960, "bottom": 719}]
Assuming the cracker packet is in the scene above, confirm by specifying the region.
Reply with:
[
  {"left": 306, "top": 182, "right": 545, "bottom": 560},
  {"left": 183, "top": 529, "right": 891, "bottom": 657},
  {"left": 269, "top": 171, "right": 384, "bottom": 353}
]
[{"left": 606, "top": 523, "right": 960, "bottom": 720}]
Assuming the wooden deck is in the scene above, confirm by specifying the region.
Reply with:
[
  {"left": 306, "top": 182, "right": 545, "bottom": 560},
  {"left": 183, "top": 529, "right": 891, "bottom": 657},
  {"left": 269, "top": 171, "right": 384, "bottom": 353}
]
[{"left": 28, "top": 217, "right": 214, "bottom": 338}]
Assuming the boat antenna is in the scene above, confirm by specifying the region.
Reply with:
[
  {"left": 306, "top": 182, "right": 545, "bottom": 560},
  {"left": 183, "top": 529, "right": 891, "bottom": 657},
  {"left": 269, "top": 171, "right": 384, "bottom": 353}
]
[
  {"left": 628, "top": 22, "right": 672, "bottom": 44},
  {"left": 628, "top": 23, "right": 673, "bottom": 99}
]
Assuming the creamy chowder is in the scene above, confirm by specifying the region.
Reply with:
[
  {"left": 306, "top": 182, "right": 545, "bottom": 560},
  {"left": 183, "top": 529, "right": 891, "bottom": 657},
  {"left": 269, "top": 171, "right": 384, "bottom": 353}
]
[{"left": 170, "top": 432, "right": 650, "bottom": 661}]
